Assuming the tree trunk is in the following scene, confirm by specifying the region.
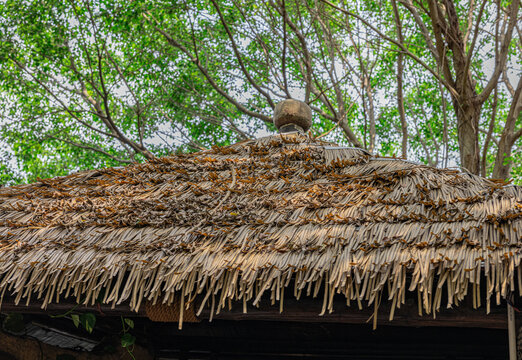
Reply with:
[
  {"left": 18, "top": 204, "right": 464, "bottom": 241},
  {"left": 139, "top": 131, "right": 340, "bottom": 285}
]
[
  {"left": 492, "top": 77, "right": 522, "bottom": 180},
  {"left": 493, "top": 133, "right": 515, "bottom": 180},
  {"left": 427, "top": 0, "right": 482, "bottom": 175},
  {"left": 454, "top": 98, "right": 481, "bottom": 174}
]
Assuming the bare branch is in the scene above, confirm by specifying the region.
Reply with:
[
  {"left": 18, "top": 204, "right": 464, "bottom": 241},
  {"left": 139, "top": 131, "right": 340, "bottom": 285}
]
[
  {"left": 479, "top": 128, "right": 499, "bottom": 147},
  {"left": 48, "top": 135, "right": 133, "bottom": 164},
  {"left": 481, "top": 87, "right": 498, "bottom": 177},
  {"left": 8, "top": 56, "right": 120, "bottom": 141},
  {"left": 320, "top": 0, "right": 459, "bottom": 99},
  {"left": 463, "top": 0, "right": 477, "bottom": 44},
  {"left": 478, "top": 0, "right": 519, "bottom": 103},
  {"left": 210, "top": 0, "right": 275, "bottom": 108},
  {"left": 269, "top": 0, "right": 312, "bottom": 102},
  {"left": 492, "top": 74, "right": 522, "bottom": 178},
  {"left": 281, "top": 0, "right": 289, "bottom": 97},
  {"left": 143, "top": 11, "right": 272, "bottom": 126},
  {"left": 398, "top": 0, "right": 439, "bottom": 61},
  {"left": 103, "top": 45, "right": 146, "bottom": 147},
  {"left": 159, "top": 110, "right": 207, "bottom": 151},
  {"left": 392, "top": 0, "right": 408, "bottom": 159},
  {"left": 461, "top": 0, "right": 487, "bottom": 91}
]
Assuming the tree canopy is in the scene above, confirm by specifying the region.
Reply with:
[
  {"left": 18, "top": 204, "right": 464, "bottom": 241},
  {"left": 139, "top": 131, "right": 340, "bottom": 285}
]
[{"left": 0, "top": 0, "right": 520, "bottom": 184}]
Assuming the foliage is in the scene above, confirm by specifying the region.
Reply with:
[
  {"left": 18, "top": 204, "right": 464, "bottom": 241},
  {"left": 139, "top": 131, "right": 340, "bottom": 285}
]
[
  {"left": 50, "top": 299, "right": 136, "bottom": 356},
  {"left": 71, "top": 313, "right": 96, "bottom": 333},
  {"left": 0, "top": 151, "right": 20, "bottom": 186},
  {"left": 0, "top": 0, "right": 520, "bottom": 183},
  {"left": 120, "top": 317, "right": 136, "bottom": 359}
]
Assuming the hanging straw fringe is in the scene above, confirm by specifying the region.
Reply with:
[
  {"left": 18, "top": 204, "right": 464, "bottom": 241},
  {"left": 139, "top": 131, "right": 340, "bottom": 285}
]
[{"left": 0, "top": 133, "right": 521, "bottom": 328}]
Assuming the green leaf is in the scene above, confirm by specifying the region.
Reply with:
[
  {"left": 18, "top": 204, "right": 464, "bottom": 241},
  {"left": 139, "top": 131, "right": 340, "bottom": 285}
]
[
  {"left": 0, "top": 0, "right": 520, "bottom": 185},
  {"left": 71, "top": 314, "right": 80, "bottom": 328},
  {"left": 79, "top": 313, "right": 96, "bottom": 333},
  {"left": 121, "top": 332, "right": 136, "bottom": 348},
  {"left": 124, "top": 318, "right": 134, "bottom": 329}
]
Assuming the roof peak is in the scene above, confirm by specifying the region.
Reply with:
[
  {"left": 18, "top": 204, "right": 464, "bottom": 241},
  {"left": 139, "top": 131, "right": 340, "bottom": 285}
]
[{"left": 273, "top": 99, "right": 312, "bottom": 133}]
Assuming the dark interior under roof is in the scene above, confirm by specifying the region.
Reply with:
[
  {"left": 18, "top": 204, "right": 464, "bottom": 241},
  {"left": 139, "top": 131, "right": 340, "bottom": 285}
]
[{"left": 153, "top": 320, "right": 508, "bottom": 360}]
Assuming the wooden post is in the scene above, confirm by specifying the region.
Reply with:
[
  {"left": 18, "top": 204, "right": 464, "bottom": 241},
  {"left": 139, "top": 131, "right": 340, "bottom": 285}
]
[
  {"left": 517, "top": 309, "right": 522, "bottom": 360},
  {"left": 518, "top": 324, "right": 522, "bottom": 360},
  {"left": 508, "top": 301, "right": 516, "bottom": 360}
]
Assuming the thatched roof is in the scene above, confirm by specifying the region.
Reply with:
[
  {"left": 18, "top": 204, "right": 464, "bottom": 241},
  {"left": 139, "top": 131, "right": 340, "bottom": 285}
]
[{"left": 1, "top": 133, "right": 521, "bottom": 326}]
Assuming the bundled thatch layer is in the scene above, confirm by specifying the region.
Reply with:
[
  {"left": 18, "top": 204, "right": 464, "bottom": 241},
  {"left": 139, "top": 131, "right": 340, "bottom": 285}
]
[{"left": 1, "top": 133, "right": 521, "bottom": 327}]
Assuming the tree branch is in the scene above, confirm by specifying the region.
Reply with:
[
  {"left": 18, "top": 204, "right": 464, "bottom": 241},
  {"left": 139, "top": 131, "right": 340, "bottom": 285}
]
[
  {"left": 392, "top": 0, "right": 408, "bottom": 158},
  {"left": 269, "top": 0, "right": 312, "bottom": 102},
  {"left": 461, "top": 0, "right": 487, "bottom": 92},
  {"left": 320, "top": 0, "right": 459, "bottom": 99},
  {"left": 478, "top": 0, "right": 519, "bottom": 103},
  {"left": 143, "top": 11, "right": 272, "bottom": 126},
  {"left": 210, "top": 0, "right": 275, "bottom": 108},
  {"left": 48, "top": 135, "right": 134, "bottom": 164}
]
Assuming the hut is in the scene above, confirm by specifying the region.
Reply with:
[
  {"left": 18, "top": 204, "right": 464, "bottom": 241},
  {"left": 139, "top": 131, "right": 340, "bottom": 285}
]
[{"left": 0, "top": 100, "right": 522, "bottom": 359}]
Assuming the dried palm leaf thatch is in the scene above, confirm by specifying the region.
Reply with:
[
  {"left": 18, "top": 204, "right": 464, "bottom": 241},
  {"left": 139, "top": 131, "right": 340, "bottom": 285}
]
[{"left": 1, "top": 133, "right": 521, "bottom": 328}]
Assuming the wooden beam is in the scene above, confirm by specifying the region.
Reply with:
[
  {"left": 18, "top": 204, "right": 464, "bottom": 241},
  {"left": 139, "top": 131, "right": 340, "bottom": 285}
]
[
  {"left": 0, "top": 301, "right": 145, "bottom": 317},
  {"left": 199, "top": 297, "right": 510, "bottom": 329},
  {"left": 0, "top": 295, "right": 512, "bottom": 329}
]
